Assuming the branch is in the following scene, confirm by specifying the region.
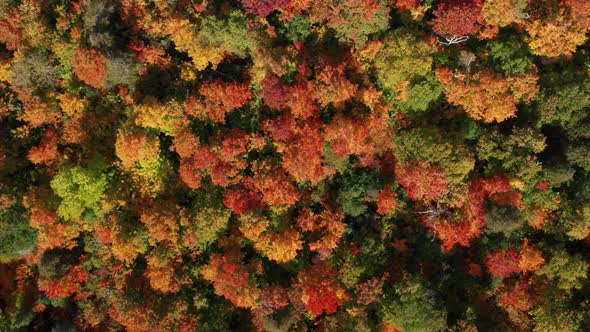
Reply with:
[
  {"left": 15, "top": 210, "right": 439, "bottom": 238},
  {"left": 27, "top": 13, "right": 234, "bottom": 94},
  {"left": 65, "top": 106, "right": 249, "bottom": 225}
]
[{"left": 438, "top": 35, "right": 470, "bottom": 46}]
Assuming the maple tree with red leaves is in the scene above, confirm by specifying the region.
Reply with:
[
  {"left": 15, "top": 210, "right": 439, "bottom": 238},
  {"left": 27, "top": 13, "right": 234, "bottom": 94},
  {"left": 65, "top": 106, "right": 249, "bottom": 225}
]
[
  {"left": 28, "top": 127, "right": 58, "bottom": 165},
  {"left": 223, "top": 185, "right": 263, "bottom": 215},
  {"left": 190, "top": 80, "right": 252, "bottom": 123},
  {"left": 240, "top": 0, "right": 290, "bottom": 17},
  {"left": 485, "top": 248, "right": 522, "bottom": 278},
  {"left": 38, "top": 265, "right": 89, "bottom": 299},
  {"left": 201, "top": 253, "right": 261, "bottom": 308},
  {"left": 71, "top": 48, "right": 107, "bottom": 89},
  {"left": 376, "top": 184, "right": 398, "bottom": 216},
  {"left": 296, "top": 263, "right": 347, "bottom": 317},
  {"left": 395, "top": 161, "right": 449, "bottom": 202},
  {"left": 431, "top": 0, "right": 484, "bottom": 37}
]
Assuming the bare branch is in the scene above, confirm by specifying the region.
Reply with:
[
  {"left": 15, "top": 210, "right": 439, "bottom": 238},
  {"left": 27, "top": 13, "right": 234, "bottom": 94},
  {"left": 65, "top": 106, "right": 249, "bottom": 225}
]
[{"left": 438, "top": 35, "right": 469, "bottom": 46}]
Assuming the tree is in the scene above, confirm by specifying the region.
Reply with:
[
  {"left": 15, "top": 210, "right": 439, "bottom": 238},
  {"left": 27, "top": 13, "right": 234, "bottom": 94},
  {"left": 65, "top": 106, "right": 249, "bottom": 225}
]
[
  {"left": 140, "top": 202, "right": 181, "bottom": 246},
  {"left": 223, "top": 186, "right": 263, "bottom": 215},
  {"left": 105, "top": 53, "right": 140, "bottom": 90},
  {"left": 27, "top": 127, "right": 58, "bottom": 165},
  {"left": 519, "top": 239, "right": 545, "bottom": 273},
  {"left": 295, "top": 262, "right": 347, "bottom": 318},
  {"left": 50, "top": 164, "right": 108, "bottom": 220},
  {"left": 240, "top": 0, "right": 289, "bottom": 17},
  {"left": 191, "top": 80, "right": 252, "bottom": 123},
  {"left": 0, "top": 7, "right": 22, "bottom": 51},
  {"left": 395, "top": 161, "right": 449, "bottom": 202},
  {"left": 201, "top": 253, "right": 261, "bottom": 309},
  {"left": 313, "top": 64, "right": 358, "bottom": 108},
  {"left": 431, "top": 0, "right": 484, "bottom": 38},
  {"left": 525, "top": 16, "right": 587, "bottom": 57},
  {"left": 38, "top": 265, "right": 89, "bottom": 299},
  {"left": 251, "top": 162, "right": 301, "bottom": 208},
  {"left": 296, "top": 207, "right": 346, "bottom": 258},
  {"left": 165, "top": 10, "right": 254, "bottom": 70},
  {"left": 323, "top": 114, "right": 372, "bottom": 158},
  {"left": 394, "top": 127, "right": 475, "bottom": 186},
  {"left": 82, "top": 0, "right": 117, "bottom": 50},
  {"left": 280, "top": 122, "right": 334, "bottom": 184},
  {"left": 565, "top": 0, "right": 590, "bottom": 31},
  {"left": 484, "top": 203, "right": 524, "bottom": 236},
  {"left": 0, "top": 201, "right": 37, "bottom": 262},
  {"left": 133, "top": 96, "right": 183, "bottom": 135},
  {"left": 381, "top": 277, "right": 447, "bottom": 332},
  {"left": 485, "top": 248, "right": 521, "bottom": 278},
  {"left": 376, "top": 184, "right": 397, "bottom": 216},
  {"left": 71, "top": 48, "right": 107, "bottom": 89},
  {"left": 115, "top": 130, "right": 160, "bottom": 169},
  {"left": 536, "top": 247, "right": 589, "bottom": 291},
  {"left": 476, "top": 127, "right": 545, "bottom": 183},
  {"left": 436, "top": 68, "right": 520, "bottom": 123},
  {"left": 145, "top": 248, "right": 184, "bottom": 293},
  {"left": 530, "top": 290, "right": 585, "bottom": 332},
  {"left": 486, "top": 36, "right": 534, "bottom": 76},
  {"left": 38, "top": 248, "right": 80, "bottom": 280},
  {"left": 254, "top": 227, "right": 303, "bottom": 263},
  {"left": 187, "top": 206, "right": 231, "bottom": 250},
  {"left": 9, "top": 51, "right": 58, "bottom": 95},
  {"left": 336, "top": 170, "right": 379, "bottom": 217},
  {"left": 374, "top": 29, "right": 435, "bottom": 91},
  {"left": 399, "top": 74, "right": 443, "bottom": 113},
  {"left": 482, "top": 0, "right": 523, "bottom": 27},
  {"left": 309, "top": 0, "right": 389, "bottom": 46}
]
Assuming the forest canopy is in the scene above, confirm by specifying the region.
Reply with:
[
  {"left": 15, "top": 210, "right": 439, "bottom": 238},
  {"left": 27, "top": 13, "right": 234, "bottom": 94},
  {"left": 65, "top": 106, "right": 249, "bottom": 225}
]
[{"left": 0, "top": 0, "right": 590, "bottom": 331}]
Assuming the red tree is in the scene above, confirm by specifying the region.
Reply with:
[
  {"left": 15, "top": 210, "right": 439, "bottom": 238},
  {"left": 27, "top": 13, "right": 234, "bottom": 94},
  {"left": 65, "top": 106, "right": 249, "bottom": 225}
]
[
  {"left": 252, "top": 162, "right": 301, "bottom": 208},
  {"left": 72, "top": 48, "right": 107, "bottom": 89},
  {"left": 191, "top": 80, "right": 252, "bottom": 123},
  {"left": 28, "top": 127, "right": 58, "bottom": 165},
  {"left": 240, "top": 0, "right": 290, "bottom": 17},
  {"left": 296, "top": 263, "right": 347, "bottom": 317},
  {"left": 323, "top": 114, "right": 372, "bottom": 158},
  {"left": 281, "top": 122, "right": 334, "bottom": 184},
  {"left": 395, "top": 161, "right": 449, "bottom": 202},
  {"left": 376, "top": 184, "right": 398, "bottom": 216},
  {"left": 223, "top": 185, "right": 263, "bottom": 215},
  {"left": 0, "top": 8, "right": 22, "bottom": 50},
  {"left": 497, "top": 279, "right": 536, "bottom": 312},
  {"left": 485, "top": 248, "right": 521, "bottom": 278},
  {"left": 38, "top": 265, "right": 89, "bottom": 299},
  {"left": 201, "top": 253, "right": 261, "bottom": 308},
  {"left": 431, "top": 0, "right": 484, "bottom": 37}
]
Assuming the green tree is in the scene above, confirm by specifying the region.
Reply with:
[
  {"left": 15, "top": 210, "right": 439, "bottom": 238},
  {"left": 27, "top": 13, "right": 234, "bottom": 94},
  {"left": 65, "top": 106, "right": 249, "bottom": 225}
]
[
  {"left": 374, "top": 29, "right": 435, "bottom": 91},
  {"left": 50, "top": 164, "right": 108, "bottom": 220},
  {"left": 400, "top": 74, "right": 443, "bottom": 113},
  {"left": 484, "top": 202, "right": 524, "bottom": 236},
  {"left": 336, "top": 170, "right": 379, "bottom": 217},
  {"left": 38, "top": 247, "right": 80, "bottom": 280},
  {"left": 487, "top": 36, "right": 533, "bottom": 75},
  {"left": 394, "top": 127, "right": 475, "bottom": 186},
  {"left": 381, "top": 277, "right": 448, "bottom": 332},
  {"left": 0, "top": 204, "right": 37, "bottom": 263},
  {"left": 476, "top": 127, "right": 546, "bottom": 183},
  {"left": 537, "top": 247, "right": 589, "bottom": 291},
  {"left": 531, "top": 290, "right": 585, "bottom": 332}
]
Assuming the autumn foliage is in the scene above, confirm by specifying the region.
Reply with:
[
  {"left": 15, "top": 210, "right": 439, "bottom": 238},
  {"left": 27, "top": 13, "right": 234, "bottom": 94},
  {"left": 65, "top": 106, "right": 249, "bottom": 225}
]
[
  {"left": 431, "top": 0, "right": 484, "bottom": 37},
  {"left": 1, "top": 0, "right": 590, "bottom": 331},
  {"left": 71, "top": 48, "right": 107, "bottom": 89}
]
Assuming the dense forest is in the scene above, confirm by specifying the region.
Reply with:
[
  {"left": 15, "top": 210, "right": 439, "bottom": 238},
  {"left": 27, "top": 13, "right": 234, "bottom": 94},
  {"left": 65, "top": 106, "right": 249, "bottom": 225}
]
[{"left": 0, "top": 0, "right": 590, "bottom": 331}]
